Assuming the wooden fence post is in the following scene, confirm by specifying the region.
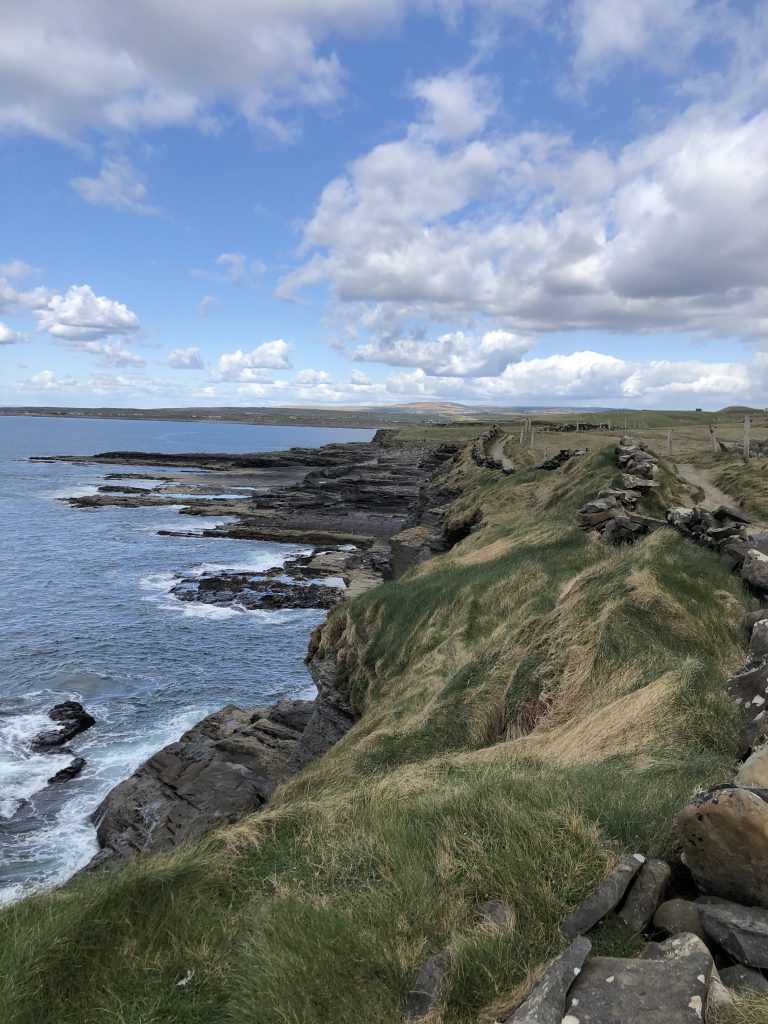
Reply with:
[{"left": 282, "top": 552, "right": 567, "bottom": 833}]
[{"left": 745, "top": 415, "right": 751, "bottom": 458}]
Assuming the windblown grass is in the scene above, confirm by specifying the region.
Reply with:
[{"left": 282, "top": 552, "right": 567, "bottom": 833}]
[{"left": 0, "top": 437, "right": 760, "bottom": 1024}]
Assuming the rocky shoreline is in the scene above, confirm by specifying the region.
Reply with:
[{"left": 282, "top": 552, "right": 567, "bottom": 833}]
[{"left": 37, "top": 434, "right": 459, "bottom": 871}]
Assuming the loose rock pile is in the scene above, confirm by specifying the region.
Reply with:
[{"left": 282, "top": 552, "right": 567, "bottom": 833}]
[
  {"left": 537, "top": 449, "right": 586, "bottom": 471},
  {"left": 720, "top": 439, "right": 768, "bottom": 459},
  {"left": 542, "top": 422, "right": 611, "bottom": 433},
  {"left": 577, "top": 437, "right": 667, "bottom": 545}
]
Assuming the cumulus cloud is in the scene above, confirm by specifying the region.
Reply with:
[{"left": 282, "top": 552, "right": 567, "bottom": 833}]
[
  {"left": 570, "top": 0, "right": 707, "bottom": 81},
  {"left": 216, "top": 339, "right": 292, "bottom": 380},
  {"left": 353, "top": 329, "right": 533, "bottom": 376},
  {"left": 0, "top": 322, "right": 29, "bottom": 344},
  {"left": 384, "top": 350, "right": 768, "bottom": 406},
  {"left": 281, "top": 60, "right": 768, "bottom": 349},
  {"left": 0, "top": 1, "right": 461, "bottom": 141},
  {"left": 411, "top": 70, "right": 497, "bottom": 141},
  {"left": 71, "top": 156, "right": 160, "bottom": 215},
  {"left": 36, "top": 284, "right": 140, "bottom": 342},
  {"left": 166, "top": 346, "right": 205, "bottom": 370}
]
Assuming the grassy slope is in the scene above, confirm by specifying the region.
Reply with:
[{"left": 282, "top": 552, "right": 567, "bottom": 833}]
[{"left": 1, "top": 437, "right": 762, "bottom": 1024}]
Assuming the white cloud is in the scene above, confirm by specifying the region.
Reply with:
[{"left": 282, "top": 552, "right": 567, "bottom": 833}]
[
  {"left": 0, "top": 1, "right": 463, "bottom": 142},
  {"left": 0, "top": 322, "right": 29, "bottom": 344},
  {"left": 571, "top": 0, "right": 707, "bottom": 81},
  {"left": 411, "top": 70, "right": 497, "bottom": 141},
  {"left": 216, "top": 339, "right": 292, "bottom": 380},
  {"left": 196, "top": 295, "right": 220, "bottom": 318},
  {"left": 71, "top": 156, "right": 160, "bottom": 215},
  {"left": 353, "top": 329, "right": 533, "bottom": 375},
  {"left": 167, "top": 346, "right": 205, "bottom": 370},
  {"left": 192, "top": 254, "right": 266, "bottom": 288},
  {"left": 281, "top": 66, "right": 768, "bottom": 349},
  {"left": 78, "top": 340, "right": 146, "bottom": 368},
  {"left": 17, "top": 369, "right": 77, "bottom": 391},
  {"left": 36, "top": 284, "right": 140, "bottom": 342}
]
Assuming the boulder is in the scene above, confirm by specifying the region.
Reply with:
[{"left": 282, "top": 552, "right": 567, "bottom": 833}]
[
  {"left": 743, "top": 549, "right": 768, "bottom": 593},
  {"left": 47, "top": 756, "right": 86, "bottom": 785},
  {"left": 561, "top": 855, "right": 645, "bottom": 939},
  {"left": 736, "top": 745, "right": 768, "bottom": 788},
  {"left": 718, "top": 963, "right": 768, "bottom": 993},
  {"left": 698, "top": 900, "right": 768, "bottom": 968},
  {"left": 404, "top": 949, "right": 453, "bottom": 1020},
  {"left": 505, "top": 937, "right": 591, "bottom": 1024},
  {"left": 565, "top": 934, "right": 712, "bottom": 1023},
  {"left": 726, "top": 659, "right": 768, "bottom": 710},
  {"left": 619, "top": 859, "right": 671, "bottom": 933},
  {"left": 678, "top": 787, "right": 768, "bottom": 907},
  {"left": 31, "top": 702, "right": 96, "bottom": 752},
  {"left": 746, "top": 609, "right": 768, "bottom": 631},
  {"left": 652, "top": 900, "right": 703, "bottom": 939},
  {"left": 750, "top": 620, "right": 768, "bottom": 661}
]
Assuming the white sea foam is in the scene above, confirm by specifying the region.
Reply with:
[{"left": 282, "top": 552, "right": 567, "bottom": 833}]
[
  {"left": 0, "top": 713, "right": 72, "bottom": 818},
  {"left": 46, "top": 484, "right": 99, "bottom": 500}
]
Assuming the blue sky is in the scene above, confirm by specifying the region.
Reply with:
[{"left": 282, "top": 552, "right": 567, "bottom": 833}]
[{"left": 1, "top": 0, "right": 767, "bottom": 409}]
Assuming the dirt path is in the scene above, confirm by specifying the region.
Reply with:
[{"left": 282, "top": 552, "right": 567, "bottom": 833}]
[
  {"left": 490, "top": 436, "right": 515, "bottom": 472},
  {"left": 676, "top": 462, "right": 742, "bottom": 510}
]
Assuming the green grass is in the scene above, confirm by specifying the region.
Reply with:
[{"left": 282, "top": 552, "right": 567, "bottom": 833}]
[{"left": 0, "top": 437, "right": 761, "bottom": 1024}]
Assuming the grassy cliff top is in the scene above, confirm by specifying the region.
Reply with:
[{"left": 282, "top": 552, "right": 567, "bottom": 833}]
[{"left": 1, "top": 429, "right": 762, "bottom": 1024}]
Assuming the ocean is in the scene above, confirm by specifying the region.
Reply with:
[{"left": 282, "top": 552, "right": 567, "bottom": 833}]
[{"left": 0, "top": 415, "right": 373, "bottom": 905}]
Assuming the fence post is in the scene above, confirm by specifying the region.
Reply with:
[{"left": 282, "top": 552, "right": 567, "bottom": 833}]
[
  {"left": 667, "top": 429, "right": 672, "bottom": 455},
  {"left": 745, "top": 415, "right": 751, "bottom": 458},
  {"left": 710, "top": 423, "right": 717, "bottom": 453}
]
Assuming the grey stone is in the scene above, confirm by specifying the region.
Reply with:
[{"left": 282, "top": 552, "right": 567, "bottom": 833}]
[
  {"left": 750, "top": 620, "right": 768, "bottom": 661},
  {"left": 699, "top": 901, "right": 768, "bottom": 968},
  {"left": 652, "top": 900, "right": 703, "bottom": 939},
  {"left": 678, "top": 787, "right": 768, "bottom": 907},
  {"left": 565, "top": 938, "right": 712, "bottom": 1023},
  {"left": 719, "top": 963, "right": 768, "bottom": 993},
  {"left": 713, "top": 505, "right": 752, "bottom": 525},
  {"left": 667, "top": 507, "right": 694, "bottom": 530},
  {"left": 477, "top": 900, "right": 514, "bottom": 929},
  {"left": 404, "top": 949, "right": 453, "bottom": 1019},
  {"left": 505, "top": 937, "right": 591, "bottom": 1024},
  {"left": 743, "top": 549, "right": 768, "bottom": 593},
  {"left": 561, "top": 855, "right": 645, "bottom": 939},
  {"left": 727, "top": 660, "right": 768, "bottom": 710},
  {"left": 746, "top": 609, "right": 768, "bottom": 631},
  {"left": 736, "top": 745, "right": 768, "bottom": 788},
  {"left": 619, "top": 859, "right": 671, "bottom": 933}
]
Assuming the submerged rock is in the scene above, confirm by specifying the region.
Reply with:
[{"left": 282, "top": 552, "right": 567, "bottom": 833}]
[
  {"left": 31, "top": 702, "right": 96, "bottom": 752},
  {"left": 47, "top": 756, "right": 86, "bottom": 785}
]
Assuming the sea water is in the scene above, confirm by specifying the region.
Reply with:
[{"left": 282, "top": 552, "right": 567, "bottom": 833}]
[{"left": 0, "top": 415, "right": 372, "bottom": 905}]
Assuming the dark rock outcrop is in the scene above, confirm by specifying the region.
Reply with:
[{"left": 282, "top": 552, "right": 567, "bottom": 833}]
[
  {"left": 31, "top": 702, "right": 96, "bottom": 752},
  {"left": 87, "top": 700, "right": 315, "bottom": 871}
]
